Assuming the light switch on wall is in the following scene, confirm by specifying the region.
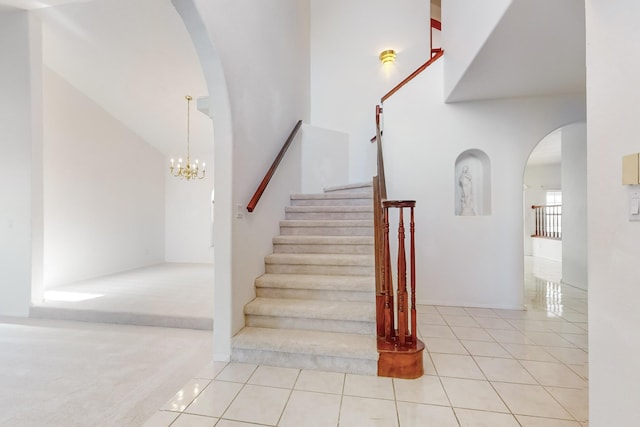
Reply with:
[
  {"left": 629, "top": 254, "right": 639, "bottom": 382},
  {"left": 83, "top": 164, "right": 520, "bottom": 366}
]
[{"left": 630, "top": 191, "right": 640, "bottom": 221}]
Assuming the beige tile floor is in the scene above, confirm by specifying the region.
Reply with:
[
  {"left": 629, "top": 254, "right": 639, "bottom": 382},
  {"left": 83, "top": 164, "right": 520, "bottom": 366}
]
[{"left": 144, "top": 257, "right": 588, "bottom": 426}]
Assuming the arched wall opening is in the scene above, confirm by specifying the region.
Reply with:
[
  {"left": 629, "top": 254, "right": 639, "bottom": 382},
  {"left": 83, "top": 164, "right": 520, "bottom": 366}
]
[
  {"left": 23, "top": 0, "right": 228, "bottom": 348},
  {"left": 172, "top": 0, "right": 233, "bottom": 359},
  {"left": 522, "top": 121, "right": 587, "bottom": 307}
]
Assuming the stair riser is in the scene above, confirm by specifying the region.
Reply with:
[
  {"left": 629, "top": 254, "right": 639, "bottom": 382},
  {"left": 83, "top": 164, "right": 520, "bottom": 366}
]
[
  {"left": 280, "top": 227, "right": 374, "bottom": 236},
  {"left": 290, "top": 199, "right": 372, "bottom": 207},
  {"left": 273, "top": 243, "right": 374, "bottom": 255},
  {"left": 245, "top": 315, "right": 375, "bottom": 335},
  {"left": 323, "top": 188, "right": 373, "bottom": 195},
  {"left": 29, "top": 306, "right": 212, "bottom": 330},
  {"left": 231, "top": 348, "right": 377, "bottom": 376},
  {"left": 285, "top": 211, "right": 373, "bottom": 220},
  {"left": 256, "top": 288, "right": 374, "bottom": 302},
  {"left": 265, "top": 264, "right": 374, "bottom": 276}
]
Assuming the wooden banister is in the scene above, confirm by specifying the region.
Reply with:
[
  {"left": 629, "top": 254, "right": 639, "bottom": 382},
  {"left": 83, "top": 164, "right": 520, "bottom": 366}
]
[
  {"left": 246, "top": 120, "right": 303, "bottom": 213},
  {"left": 381, "top": 49, "right": 444, "bottom": 103},
  {"left": 373, "top": 105, "right": 424, "bottom": 379}
]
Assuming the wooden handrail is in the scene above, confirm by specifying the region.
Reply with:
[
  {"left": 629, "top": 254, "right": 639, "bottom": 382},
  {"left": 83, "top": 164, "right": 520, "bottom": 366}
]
[
  {"left": 430, "top": 18, "right": 441, "bottom": 58},
  {"left": 381, "top": 49, "right": 444, "bottom": 103},
  {"left": 246, "top": 120, "right": 303, "bottom": 213}
]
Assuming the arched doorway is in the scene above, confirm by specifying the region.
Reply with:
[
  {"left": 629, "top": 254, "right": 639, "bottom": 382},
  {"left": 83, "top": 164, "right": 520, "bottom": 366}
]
[
  {"left": 31, "top": 0, "right": 229, "bottom": 341},
  {"left": 522, "top": 122, "right": 587, "bottom": 312}
]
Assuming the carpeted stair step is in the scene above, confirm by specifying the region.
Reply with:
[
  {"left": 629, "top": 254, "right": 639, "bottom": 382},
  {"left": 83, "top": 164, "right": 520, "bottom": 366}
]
[
  {"left": 279, "top": 219, "right": 374, "bottom": 236},
  {"left": 290, "top": 193, "right": 372, "bottom": 207},
  {"left": 231, "top": 326, "right": 378, "bottom": 375},
  {"left": 323, "top": 182, "right": 373, "bottom": 195},
  {"left": 255, "top": 273, "right": 375, "bottom": 302},
  {"left": 272, "top": 235, "right": 374, "bottom": 254},
  {"left": 284, "top": 205, "right": 373, "bottom": 220},
  {"left": 265, "top": 253, "right": 374, "bottom": 276},
  {"left": 244, "top": 297, "right": 375, "bottom": 334}
]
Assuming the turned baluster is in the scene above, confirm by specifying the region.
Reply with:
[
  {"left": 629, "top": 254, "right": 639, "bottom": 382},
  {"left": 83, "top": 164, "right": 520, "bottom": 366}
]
[
  {"left": 410, "top": 204, "right": 416, "bottom": 345},
  {"left": 396, "top": 206, "right": 408, "bottom": 346},
  {"left": 382, "top": 205, "right": 394, "bottom": 341}
]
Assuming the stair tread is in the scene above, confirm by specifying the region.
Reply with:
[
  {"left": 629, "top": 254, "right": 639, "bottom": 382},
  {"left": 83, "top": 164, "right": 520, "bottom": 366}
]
[
  {"left": 323, "top": 182, "right": 373, "bottom": 193},
  {"left": 285, "top": 205, "right": 372, "bottom": 212},
  {"left": 290, "top": 193, "right": 372, "bottom": 200},
  {"left": 256, "top": 274, "right": 374, "bottom": 291},
  {"left": 273, "top": 235, "right": 373, "bottom": 244},
  {"left": 232, "top": 326, "right": 378, "bottom": 360},
  {"left": 265, "top": 253, "right": 374, "bottom": 266},
  {"left": 280, "top": 219, "right": 373, "bottom": 227},
  {"left": 245, "top": 297, "right": 375, "bottom": 321}
]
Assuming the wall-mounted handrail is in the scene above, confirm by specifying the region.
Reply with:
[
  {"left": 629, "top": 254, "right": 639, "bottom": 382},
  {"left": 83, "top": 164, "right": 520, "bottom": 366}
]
[
  {"left": 381, "top": 49, "right": 444, "bottom": 103},
  {"left": 246, "top": 120, "right": 303, "bottom": 213}
]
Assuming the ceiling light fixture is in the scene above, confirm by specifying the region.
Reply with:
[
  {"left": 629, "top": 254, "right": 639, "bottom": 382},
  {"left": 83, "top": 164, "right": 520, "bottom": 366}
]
[
  {"left": 379, "top": 49, "right": 397, "bottom": 64},
  {"left": 170, "top": 95, "right": 206, "bottom": 180}
]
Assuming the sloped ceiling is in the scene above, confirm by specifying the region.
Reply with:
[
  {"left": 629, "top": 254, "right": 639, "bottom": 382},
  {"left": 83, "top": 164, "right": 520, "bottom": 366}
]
[
  {"left": 447, "top": 0, "right": 586, "bottom": 102},
  {"left": 1, "top": 0, "right": 212, "bottom": 159}
]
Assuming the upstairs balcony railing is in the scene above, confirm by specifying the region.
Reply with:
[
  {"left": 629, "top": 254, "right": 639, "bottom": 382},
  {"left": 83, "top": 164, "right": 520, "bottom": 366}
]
[{"left": 531, "top": 204, "right": 562, "bottom": 240}]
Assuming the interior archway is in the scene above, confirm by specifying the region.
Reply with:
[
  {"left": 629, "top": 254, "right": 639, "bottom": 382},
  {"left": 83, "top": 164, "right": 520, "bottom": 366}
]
[
  {"left": 31, "top": 0, "right": 228, "bottom": 344},
  {"left": 522, "top": 122, "right": 587, "bottom": 313}
]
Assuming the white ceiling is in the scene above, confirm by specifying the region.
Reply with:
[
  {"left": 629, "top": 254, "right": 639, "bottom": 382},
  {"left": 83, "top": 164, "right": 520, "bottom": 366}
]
[
  {"left": 527, "top": 128, "right": 561, "bottom": 166},
  {"left": 1, "top": 0, "right": 212, "bottom": 159}
]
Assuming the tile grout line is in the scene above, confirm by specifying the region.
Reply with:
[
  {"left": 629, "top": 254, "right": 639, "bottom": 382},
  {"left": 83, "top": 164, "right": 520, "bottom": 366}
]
[
  {"left": 274, "top": 368, "right": 303, "bottom": 427},
  {"left": 214, "top": 363, "right": 259, "bottom": 425},
  {"left": 336, "top": 372, "right": 346, "bottom": 427}
]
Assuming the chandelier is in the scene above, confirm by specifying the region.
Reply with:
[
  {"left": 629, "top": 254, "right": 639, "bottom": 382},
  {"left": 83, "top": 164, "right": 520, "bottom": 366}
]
[{"left": 170, "top": 95, "right": 206, "bottom": 180}]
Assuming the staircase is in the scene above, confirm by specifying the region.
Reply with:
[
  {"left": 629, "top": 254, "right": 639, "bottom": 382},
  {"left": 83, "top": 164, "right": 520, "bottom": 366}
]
[{"left": 231, "top": 182, "right": 379, "bottom": 375}]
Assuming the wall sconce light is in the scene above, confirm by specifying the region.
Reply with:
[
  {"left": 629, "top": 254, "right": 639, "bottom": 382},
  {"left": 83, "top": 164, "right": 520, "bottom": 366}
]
[{"left": 379, "top": 49, "right": 397, "bottom": 64}]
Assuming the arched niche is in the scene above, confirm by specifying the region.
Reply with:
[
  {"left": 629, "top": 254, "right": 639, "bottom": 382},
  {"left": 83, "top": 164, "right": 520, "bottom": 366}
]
[{"left": 454, "top": 149, "right": 492, "bottom": 216}]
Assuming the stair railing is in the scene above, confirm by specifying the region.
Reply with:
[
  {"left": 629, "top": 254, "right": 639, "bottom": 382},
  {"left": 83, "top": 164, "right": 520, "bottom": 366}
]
[
  {"left": 531, "top": 204, "right": 562, "bottom": 240},
  {"left": 373, "top": 106, "right": 424, "bottom": 379},
  {"left": 373, "top": 41, "right": 444, "bottom": 378},
  {"left": 247, "top": 120, "right": 303, "bottom": 213}
]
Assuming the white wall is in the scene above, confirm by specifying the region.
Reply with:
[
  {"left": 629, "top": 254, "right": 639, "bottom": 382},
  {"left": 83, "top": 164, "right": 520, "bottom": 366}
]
[
  {"left": 164, "top": 171, "right": 214, "bottom": 263},
  {"left": 300, "top": 124, "right": 349, "bottom": 194},
  {"left": 310, "top": 0, "right": 430, "bottom": 183},
  {"left": 561, "top": 123, "right": 587, "bottom": 289},
  {"left": 586, "top": 2, "right": 640, "bottom": 424},
  {"left": 43, "top": 67, "right": 165, "bottom": 288},
  {"left": 0, "top": 11, "right": 39, "bottom": 316},
  {"left": 383, "top": 59, "right": 585, "bottom": 309},
  {"left": 190, "top": 0, "right": 310, "bottom": 360},
  {"left": 532, "top": 238, "right": 561, "bottom": 262},
  {"left": 523, "top": 163, "right": 561, "bottom": 256}
]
